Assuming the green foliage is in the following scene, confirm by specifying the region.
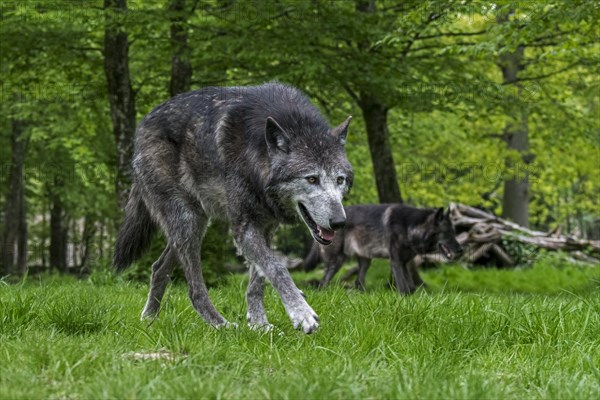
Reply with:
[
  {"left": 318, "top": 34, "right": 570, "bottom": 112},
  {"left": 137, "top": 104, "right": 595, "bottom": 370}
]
[{"left": 501, "top": 235, "right": 539, "bottom": 265}]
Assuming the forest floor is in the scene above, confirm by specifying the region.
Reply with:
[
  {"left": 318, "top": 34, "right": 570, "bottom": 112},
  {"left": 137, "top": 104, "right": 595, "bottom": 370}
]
[{"left": 1, "top": 259, "right": 599, "bottom": 399}]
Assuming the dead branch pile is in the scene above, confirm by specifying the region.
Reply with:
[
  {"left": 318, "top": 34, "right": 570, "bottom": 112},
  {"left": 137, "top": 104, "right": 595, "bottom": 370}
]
[{"left": 414, "top": 203, "right": 600, "bottom": 267}]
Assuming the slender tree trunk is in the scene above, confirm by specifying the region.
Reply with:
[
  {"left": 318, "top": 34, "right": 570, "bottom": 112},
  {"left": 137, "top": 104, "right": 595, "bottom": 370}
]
[
  {"left": 498, "top": 11, "right": 530, "bottom": 227},
  {"left": 501, "top": 104, "right": 530, "bottom": 227},
  {"left": 354, "top": 0, "right": 403, "bottom": 204},
  {"left": 356, "top": 0, "right": 375, "bottom": 13},
  {"left": 79, "top": 215, "right": 97, "bottom": 275},
  {"left": 1, "top": 119, "right": 28, "bottom": 276},
  {"left": 104, "top": 0, "right": 136, "bottom": 208},
  {"left": 359, "top": 93, "right": 404, "bottom": 204},
  {"left": 49, "top": 183, "right": 68, "bottom": 273},
  {"left": 41, "top": 208, "right": 47, "bottom": 268},
  {"left": 99, "top": 222, "right": 105, "bottom": 260},
  {"left": 169, "top": 0, "right": 192, "bottom": 96}
]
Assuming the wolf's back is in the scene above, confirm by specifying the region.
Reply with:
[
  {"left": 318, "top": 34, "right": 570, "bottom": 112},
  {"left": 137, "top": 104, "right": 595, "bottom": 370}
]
[{"left": 113, "top": 184, "right": 157, "bottom": 271}]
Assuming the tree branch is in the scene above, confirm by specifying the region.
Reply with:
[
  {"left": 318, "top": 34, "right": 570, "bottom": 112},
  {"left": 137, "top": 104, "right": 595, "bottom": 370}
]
[
  {"left": 416, "top": 29, "right": 488, "bottom": 40},
  {"left": 409, "top": 41, "right": 478, "bottom": 53},
  {"left": 69, "top": 46, "right": 104, "bottom": 54},
  {"left": 342, "top": 83, "right": 360, "bottom": 105},
  {"left": 400, "top": 10, "right": 448, "bottom": 57},
  {"left": 502, "top": 62, "right": 580, "bottom": 85},
  {"left": 530, "top": 28, "right": 579, "bottom": 43}
]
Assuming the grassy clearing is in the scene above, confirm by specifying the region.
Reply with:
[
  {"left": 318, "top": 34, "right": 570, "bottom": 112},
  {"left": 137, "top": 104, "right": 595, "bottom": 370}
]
[{"left": 1, "top": 262, "right": 599, "bottom": 399}]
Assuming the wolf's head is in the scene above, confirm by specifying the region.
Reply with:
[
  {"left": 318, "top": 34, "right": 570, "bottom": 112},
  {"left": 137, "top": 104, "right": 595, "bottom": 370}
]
[
  {"left": 265, "top": 115, "right": 353, "bottom": 245},
  {"left": 413, "top": 208, "right": 463, "bottom": 259}
]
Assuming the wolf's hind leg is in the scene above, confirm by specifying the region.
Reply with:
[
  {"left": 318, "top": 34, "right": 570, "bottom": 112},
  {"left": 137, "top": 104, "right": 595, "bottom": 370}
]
[
  {"left": 177, "top": 213, "right": 230, "bottom": 327},
  {"left": 408, "top": 259, "right": 426, "bottom": 289},
  {"left": 246, "top": 264, "right": 272, "bottom": 330},
  {"left": 141, "top": 244, "right": 177, "bottom": 319},
  {"left": 355, "top": 257, "right": 371, "bottom": 291},
  {"left": 148, "top": 195, "right": 229, "bottom": 327}
]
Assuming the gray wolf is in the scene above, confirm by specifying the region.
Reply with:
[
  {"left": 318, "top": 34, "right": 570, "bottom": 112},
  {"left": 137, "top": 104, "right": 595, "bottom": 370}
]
[
  {"left": 304, "top": 204, "right": 462, "bottom": 294},
  {"left": 113, "top": 83, "right": 353, "bottom": 333}
]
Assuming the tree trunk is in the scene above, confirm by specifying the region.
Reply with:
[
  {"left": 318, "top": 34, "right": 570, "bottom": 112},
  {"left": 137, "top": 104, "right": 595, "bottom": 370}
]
[
  {"left": 41, "top": 208, "right": 48, "bottom": 268},
  {"left": 359, "top": 93, "right": 404, "bottom": 204},
  {"left": 497, "top": 11, "right": 530, "bottom": 227},
  {"left": 501, "top": 106, "right": 530, "bottom": 227},
  {"left": 104, "top": 0, "right": 136, "bottom": 208},
  {"left": 354, "top": 0, "right": 402, "bottom": 204},
  {"left": 79, "top": 215, "right": 97, "bottom": 275},
  {"left": 356, "top": 0, "right": 375, "bottom": 13},
  {"left": 49, "top": 184, "right": 68, "bottom": 273},
  {"left": 169, "top": 0, "right": 192, "bottom": 97},
  {"left": 1, "top": 119, "right": 28, "bottom": 276}
]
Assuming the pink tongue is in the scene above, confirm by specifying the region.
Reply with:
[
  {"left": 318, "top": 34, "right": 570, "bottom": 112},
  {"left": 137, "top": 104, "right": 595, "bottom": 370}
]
[{"left": 318, "top": 226, "right": 335, "bottom": 241}]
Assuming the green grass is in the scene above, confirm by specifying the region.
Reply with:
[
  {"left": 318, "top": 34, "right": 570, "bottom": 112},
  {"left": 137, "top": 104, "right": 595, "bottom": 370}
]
[{"left": 1, "top": 262, "right": 599, "bottom": 399}]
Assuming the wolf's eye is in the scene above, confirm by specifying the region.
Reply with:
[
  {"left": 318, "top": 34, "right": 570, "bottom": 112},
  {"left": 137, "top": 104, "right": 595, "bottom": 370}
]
[
  {"left": 337, "top": 176, "right": 345, "bottom": 185},
  {"left": 306, "top": 176, "right": 319, "bottom": 184}
]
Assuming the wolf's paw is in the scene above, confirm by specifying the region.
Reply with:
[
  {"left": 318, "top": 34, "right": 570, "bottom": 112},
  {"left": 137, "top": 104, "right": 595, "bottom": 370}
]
[
  {"left": 248, "top": 322, "right": 274, "bottom": 332},
  {"left": 140, "top": 308, "right": 159, "bottom": 321},
  {"left": 289, "top": 306, "right": 320, "bottom": 334},
  {"left": 248, "top": 322, "right": 282, "bottom": 335},
  {"left": 214, "top": 321, "right": 238, "bottom": 330}
]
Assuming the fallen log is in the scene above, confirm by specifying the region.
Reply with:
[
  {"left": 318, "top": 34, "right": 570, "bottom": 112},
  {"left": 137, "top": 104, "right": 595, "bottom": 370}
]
[{"left": 447, "top": 203, "right": 600, "bottom": 266}]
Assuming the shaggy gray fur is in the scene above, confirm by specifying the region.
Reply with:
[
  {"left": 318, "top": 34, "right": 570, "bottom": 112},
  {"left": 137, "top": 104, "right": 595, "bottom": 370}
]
[{"left": 114, "top": 83, "right": 353, "bottom": 333}]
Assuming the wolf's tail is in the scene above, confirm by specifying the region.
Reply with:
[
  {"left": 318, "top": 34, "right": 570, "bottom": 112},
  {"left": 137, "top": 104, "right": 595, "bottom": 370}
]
[
  {"left": 113, "top": 185, "right": 157, "bottom": 271},
  {"left": 303, "top": 243, "right": 321, "bottom": 271}
]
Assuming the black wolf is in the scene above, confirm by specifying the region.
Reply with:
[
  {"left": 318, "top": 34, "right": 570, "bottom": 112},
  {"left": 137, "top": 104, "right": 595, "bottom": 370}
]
[
  {"left": 114, "top": 83, "right": 353, "bottom": 333},
  {"left": 304, "top": 204, "right": 462, "bottom": 294}
]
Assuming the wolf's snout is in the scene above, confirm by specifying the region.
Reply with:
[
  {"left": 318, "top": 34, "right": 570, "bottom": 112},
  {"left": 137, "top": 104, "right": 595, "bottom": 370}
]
[
  {"left": 447, "top": 243, "right": 464, "bottom": 260},
  {"left": 329, "top": 218, "right": 346, "bottom": 231}
]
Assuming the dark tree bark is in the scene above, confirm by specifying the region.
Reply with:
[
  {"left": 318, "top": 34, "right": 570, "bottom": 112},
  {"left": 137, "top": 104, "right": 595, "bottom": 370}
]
[
  {"left": 49, "top": 181, "right": 68, "bottom": 273},
  {"left": 356, "top": 0, "right": 375, "bottom": 13},
  {"left": 104, "top": 0, "right": 136, "bottom": 208},
  {"left": 41, "top": 209, "right": 48, "bottom": 268},
  {"left": 169, "top": 0, "right": 192, "bottom": 96},
  {"left": 501, "top": 104, "right": 530, "bottom": 227},
  {"left": 359, "top": 93, "right": 404, "bottom": 204},
  {"left": 1, "top": 119, "right": 29, "bottom": 276},
  {"left": 354, "top": 0, "right": 403, "bottom": 204},
  {"left": 79, "top": 215, "right": 97, "bottom": 275},
  {"left": 498, "top": 11, "right": 530, "bottom": 227}
]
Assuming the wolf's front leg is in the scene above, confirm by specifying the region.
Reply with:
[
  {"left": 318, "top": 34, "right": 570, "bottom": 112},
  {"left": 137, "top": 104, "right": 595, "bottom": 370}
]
[
  {"left": 355, "top": 257, "right": 371, "bottom": 291},
  {"left": 235, "top": 226, "right": 319, "bottom": 334},
  {"left": 390, "top": 259, "right": 414, "bottom": 294},
  {"left": 246, "top": 264, "right": 273, "bottom": 331},
  {"left": 389, "top": 237, "right": 418, "bottom": 294}
]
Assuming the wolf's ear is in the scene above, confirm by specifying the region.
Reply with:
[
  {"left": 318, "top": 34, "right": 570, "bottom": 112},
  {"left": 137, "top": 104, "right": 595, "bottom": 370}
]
[
  {"left": 435, "top": 207, "right": 445, "bottom": 222},
  {"left": 265, "top": 117, "right": 290, "bottom": 154},
  {"left": 330, "top": 116, "right": 352, "bottom": 145}
]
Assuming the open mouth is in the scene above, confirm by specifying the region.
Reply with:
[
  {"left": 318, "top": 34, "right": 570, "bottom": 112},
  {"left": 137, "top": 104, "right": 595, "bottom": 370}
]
[
  {"left": 438, "top": 243, "right": 453, "bottom": 260},
  {"left": 298, "top": 203, "right": 335, "bottom": 245}
]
